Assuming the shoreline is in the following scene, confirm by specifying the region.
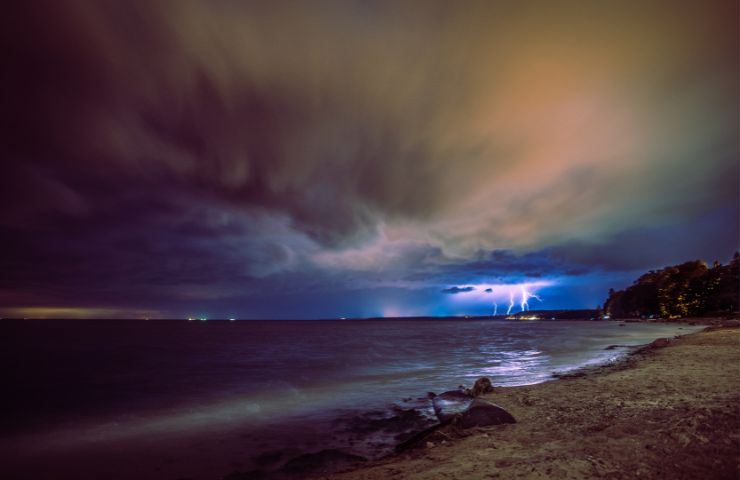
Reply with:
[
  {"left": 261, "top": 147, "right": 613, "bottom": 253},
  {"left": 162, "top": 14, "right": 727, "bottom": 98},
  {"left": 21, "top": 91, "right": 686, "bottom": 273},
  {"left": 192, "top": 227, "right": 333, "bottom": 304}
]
[
  {"left": 218, "top": 322, "right": 702, "bottom": 478},
  {"left": 316, "top": 326, "right": 740, "bottom": 480},
  {"left": 3, "top": 322, "right": 733, "bottom": 480}
]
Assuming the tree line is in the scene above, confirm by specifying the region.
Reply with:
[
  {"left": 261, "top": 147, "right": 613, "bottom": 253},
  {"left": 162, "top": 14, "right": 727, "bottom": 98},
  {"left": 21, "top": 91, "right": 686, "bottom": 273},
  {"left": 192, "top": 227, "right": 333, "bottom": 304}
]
[{"left": 603, "top": 253, "right": 739, "bottom": 319}]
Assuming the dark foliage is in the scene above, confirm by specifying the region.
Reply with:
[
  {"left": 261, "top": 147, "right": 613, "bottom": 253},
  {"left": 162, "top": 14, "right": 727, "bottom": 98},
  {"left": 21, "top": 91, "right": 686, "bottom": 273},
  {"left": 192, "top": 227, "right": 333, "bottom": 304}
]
[{"left": 604, "top": 253, "right": 739, "bottom": 318}]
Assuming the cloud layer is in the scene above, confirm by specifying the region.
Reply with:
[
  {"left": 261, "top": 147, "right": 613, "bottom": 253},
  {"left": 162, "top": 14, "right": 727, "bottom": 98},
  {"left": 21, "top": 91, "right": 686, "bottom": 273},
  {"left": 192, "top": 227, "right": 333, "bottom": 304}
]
[{"left": 1, "top": 0, "right": 737, "bottom": 317}]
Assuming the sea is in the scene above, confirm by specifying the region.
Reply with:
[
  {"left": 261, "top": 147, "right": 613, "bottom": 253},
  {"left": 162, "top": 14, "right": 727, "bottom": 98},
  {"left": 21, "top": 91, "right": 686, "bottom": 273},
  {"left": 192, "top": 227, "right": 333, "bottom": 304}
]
[{"left": 0, "top": 319, "right": 700, "bottom": 480}]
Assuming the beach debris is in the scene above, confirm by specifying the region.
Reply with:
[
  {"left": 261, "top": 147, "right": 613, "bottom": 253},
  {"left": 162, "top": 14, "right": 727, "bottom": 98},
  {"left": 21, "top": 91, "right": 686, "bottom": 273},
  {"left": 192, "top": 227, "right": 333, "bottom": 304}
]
[
  {"left": 280, "top": 449, "right": 366, "bottom": 476},
  {"left": 470, "top": 377, "right": 495, "bottom": 396}
]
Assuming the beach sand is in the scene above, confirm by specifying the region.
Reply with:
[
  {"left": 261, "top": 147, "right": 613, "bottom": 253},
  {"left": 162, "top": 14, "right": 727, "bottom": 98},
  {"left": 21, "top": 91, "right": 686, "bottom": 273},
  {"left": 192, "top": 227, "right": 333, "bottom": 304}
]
[{"left": 321, "top": 327, "right": 740, "bottom": 480}]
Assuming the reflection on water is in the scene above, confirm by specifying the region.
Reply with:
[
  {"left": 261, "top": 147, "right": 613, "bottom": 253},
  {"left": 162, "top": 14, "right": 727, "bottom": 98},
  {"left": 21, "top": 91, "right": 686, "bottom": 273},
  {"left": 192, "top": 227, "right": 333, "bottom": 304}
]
[{"left": 2, "top": 319, "right": 700, "bottom": 476}]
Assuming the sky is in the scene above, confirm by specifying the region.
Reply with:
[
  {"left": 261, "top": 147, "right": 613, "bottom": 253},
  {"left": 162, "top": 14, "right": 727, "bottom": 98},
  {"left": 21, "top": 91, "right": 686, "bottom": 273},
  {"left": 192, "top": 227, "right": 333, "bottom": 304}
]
[{"left": 1, "top": 0, "right": 738, "bottom": 319}]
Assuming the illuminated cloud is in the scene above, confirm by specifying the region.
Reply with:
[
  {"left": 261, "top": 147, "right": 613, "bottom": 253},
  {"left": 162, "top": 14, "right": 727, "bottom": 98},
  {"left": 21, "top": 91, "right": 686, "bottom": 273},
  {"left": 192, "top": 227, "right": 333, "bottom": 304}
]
[{"left": 0, "top": 0, "right": 736, "bottom": 317}]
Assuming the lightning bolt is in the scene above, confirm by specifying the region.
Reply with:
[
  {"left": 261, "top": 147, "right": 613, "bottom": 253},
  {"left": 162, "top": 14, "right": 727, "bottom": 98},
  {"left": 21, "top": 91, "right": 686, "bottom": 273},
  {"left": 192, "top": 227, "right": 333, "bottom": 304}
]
[
  {"left": 506, "top": 291, "right": 515, "bottom": 315},
  {"left": 520, "top": 286, "right": 542, "bottom": 312},
  {"left": 492, "top": 302, "right": 498, "bottom": 317}
]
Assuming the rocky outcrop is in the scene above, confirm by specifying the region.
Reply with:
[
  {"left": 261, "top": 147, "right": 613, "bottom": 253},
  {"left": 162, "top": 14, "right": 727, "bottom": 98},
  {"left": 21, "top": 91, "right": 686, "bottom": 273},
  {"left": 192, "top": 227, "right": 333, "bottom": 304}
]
[
  {"left": 431, "top": 378, "right": 512, "bottom": 425},
  {"left": 397, "top": 396, "right": 516, "bottom": 452},
  {"left": 399, "top": 383, "right": 516, "bottom": 451},
  {"left": 470, "top": 377, "right": 495, "bottom": 396},
  {"left": 432, "top": 390, "right": 475, "bottom": 423},
  {"left": 455, "top": 399, "right": 516, "bottom": 428}
]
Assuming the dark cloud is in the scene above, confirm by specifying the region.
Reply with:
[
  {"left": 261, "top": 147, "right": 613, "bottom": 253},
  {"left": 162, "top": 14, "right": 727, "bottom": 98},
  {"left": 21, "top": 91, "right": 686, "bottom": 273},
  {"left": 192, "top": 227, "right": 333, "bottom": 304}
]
[
  {"left": 484, "top": 288, "right": 493, "bottom": 293},
  {"left": 442, "top": 286, "right": 476, "bottom": 294},
  {"left": 548, "top": 208, "right": 739, "bottom": 272}
]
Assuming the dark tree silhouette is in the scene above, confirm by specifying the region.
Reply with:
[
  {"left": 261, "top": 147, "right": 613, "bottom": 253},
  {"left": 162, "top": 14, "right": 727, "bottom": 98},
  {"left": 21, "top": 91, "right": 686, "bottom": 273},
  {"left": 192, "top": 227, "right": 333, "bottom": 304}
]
[{"left": 604, "top": 254, "right": 739, "bottom": 319}]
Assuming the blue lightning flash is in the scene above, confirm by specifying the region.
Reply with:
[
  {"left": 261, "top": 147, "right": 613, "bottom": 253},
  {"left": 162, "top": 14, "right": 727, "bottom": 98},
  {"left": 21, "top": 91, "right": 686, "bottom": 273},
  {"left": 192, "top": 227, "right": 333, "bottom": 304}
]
[
  {"left": 519, "top": 285, "right": 542, "bottom": 311},
  {"left": 507, "top": 291, "right": 515, "bottom": 315}
]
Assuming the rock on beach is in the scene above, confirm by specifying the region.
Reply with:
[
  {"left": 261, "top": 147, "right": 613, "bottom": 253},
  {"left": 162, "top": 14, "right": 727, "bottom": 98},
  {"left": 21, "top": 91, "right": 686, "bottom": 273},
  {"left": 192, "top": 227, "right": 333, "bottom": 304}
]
[{"left": 455, "top": 399, "right": 516, "bottom": 428}]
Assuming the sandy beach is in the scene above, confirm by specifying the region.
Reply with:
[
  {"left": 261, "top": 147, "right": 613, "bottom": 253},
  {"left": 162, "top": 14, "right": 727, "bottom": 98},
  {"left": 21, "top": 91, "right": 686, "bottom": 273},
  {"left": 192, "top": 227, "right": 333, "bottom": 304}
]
[{"left": 320, "top": 326, "right": 740, "bottom": 480}]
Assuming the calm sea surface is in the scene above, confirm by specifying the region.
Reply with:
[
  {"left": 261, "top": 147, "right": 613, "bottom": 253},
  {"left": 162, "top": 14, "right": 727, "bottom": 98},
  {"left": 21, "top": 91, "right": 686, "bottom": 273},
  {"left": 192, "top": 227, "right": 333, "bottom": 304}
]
[{"left": 1, "top": 319, "right": 699, "bottom": 479}]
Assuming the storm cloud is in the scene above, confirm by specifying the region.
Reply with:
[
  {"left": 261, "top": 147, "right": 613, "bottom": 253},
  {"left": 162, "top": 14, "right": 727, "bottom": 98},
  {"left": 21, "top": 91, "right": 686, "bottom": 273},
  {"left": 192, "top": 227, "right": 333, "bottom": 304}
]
[
  {"left": 0, "top": 0, "right": 737, "bottom": 318},
  {"left": 442, "top": 286, "right": 476, "bottom": 295}
]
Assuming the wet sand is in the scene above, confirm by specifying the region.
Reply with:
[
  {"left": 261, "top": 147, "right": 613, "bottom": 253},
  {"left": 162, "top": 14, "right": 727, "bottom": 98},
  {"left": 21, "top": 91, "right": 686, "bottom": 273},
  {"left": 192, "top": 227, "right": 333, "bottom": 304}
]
[{"left": 322, "top": 327, "right": 740, "bottom": 480}]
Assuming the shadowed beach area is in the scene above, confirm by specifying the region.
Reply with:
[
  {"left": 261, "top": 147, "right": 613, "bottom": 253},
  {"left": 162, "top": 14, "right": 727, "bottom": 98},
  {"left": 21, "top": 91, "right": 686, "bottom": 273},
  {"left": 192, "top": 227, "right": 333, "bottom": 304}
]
[{"left": 320, "top": 326, "right": 740, "bottom": 480}]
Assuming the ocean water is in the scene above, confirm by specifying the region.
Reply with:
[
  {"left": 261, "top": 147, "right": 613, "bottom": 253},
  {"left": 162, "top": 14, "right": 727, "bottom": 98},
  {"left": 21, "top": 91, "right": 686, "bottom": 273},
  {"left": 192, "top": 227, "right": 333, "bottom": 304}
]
[{"left": 1, "top": 319, "right": 699, "bottom": 479}]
